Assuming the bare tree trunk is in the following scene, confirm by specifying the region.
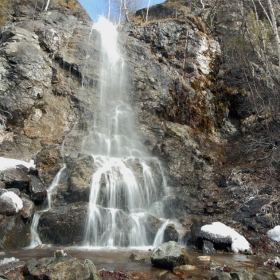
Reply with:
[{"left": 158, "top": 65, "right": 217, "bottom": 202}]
[
  {"left": 146, "top": 0, "right": 151, "bottom": 22},
  {"left": 44, "top": 0, "right": 50, "bottom": 11},
  {"left": 258, "top": 0, "right": 280, "bottom": 67},
  {"left": 123, "top": 0, "right": 129, "bottom": 21}
]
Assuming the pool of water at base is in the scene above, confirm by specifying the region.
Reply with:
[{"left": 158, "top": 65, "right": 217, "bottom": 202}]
[{"left": 0, "top": 246, "right": 276, "bottom": 279}]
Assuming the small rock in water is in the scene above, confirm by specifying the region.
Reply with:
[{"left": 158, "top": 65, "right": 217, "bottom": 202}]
[
  {"left": 173, "top": 265, "right": 198, "bottom": 278},
  {"left": 203, "top": 240, "right": 215, "bottom": 255},
  {"left": 54, "top": 249, "right": 67, "bottom": 258},
  {"left": 151, "top": 241, "right": 189, "bottom": 269},
  {"left": 129, "top": 252, "right": 145, "bottom": 261},
  {"left": 197, "top": 256, "right": 211, "bottom": 261}
]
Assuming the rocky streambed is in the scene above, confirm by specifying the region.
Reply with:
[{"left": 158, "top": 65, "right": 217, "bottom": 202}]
[{"left": 1, "top": 243, "right": 280, "bottom": 280}]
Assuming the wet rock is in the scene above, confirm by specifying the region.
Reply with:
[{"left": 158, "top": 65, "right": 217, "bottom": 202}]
[
  {"left": 203, "top": 240, "right": 215, "bottom": 255},
  {"left": 143, "top": 214, "right": 164, "bottom": 244},
  {"left": 0, "top": 191, "right": 23, "bottom": 215},
  {"left": 151, "top": 241, "right": 190, "bottom": 269},
  {"left": 63, "top": 155, "right": 94, "bottom": 203},
  {"left": 0, "top": 166, "right": 29, "bottom": 190},
  {"left": 35, "top": 145, "right": 64, "bottom": 187},
  {"left": 197, "top": 256, "right": 211, "bottom": 261},
  {"left": 37, "top": 202, "right": 88, "bottom": 245},
  {"left": 26, "top": 255, "right": 92, "bottom": 280},
  {"left": 173, "top": 265, "right": 198, "bottom": 278},
  {"left": 19, "top": 194, "right": 35, "bottom": 219},
  {"left": 164, "top": 224, "right": 179, "bottom": 242},
  {"left": 84, "top": 259, "right": 101, "bottom": 280},
  {"left": 28, "top": 175, "right": 47, "bottom": 202},
  {"left": 129, "top": 252, "right": 145, "bottom": 261}
]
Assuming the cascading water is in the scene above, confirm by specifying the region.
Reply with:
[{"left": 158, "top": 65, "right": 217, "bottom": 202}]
[
  {"left": 82, "top": 17, "right": 169, "bottom": 247},
  {"left": 28, "top": 165, "right": 66, "bottom": 248}
]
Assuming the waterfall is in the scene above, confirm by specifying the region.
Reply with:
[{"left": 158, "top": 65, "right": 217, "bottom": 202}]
[
  {"left": 28, "top": 165, "right": 66, "bottom": 248},
  {"left": 82, "top": 17, "right": 169, "bottom": 247}
]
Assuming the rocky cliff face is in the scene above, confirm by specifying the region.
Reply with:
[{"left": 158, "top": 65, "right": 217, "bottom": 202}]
[{"left": 0, "top": 0, "right": 279, "bottom": 253}]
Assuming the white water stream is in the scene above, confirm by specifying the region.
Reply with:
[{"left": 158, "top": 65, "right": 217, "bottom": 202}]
[
  {"left": 28, "top": 17, "right": 178, "bottom": 249},
  {"left": 82, "top": 17, "right": 172, "bottom": 247},
  {"left": 28, "top": 165, "right": 66, "bottom": 248}
]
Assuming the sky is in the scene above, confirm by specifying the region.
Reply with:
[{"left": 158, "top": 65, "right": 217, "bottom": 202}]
[{"left": 79, "top": 0, "right": 165, "bottom": 22}]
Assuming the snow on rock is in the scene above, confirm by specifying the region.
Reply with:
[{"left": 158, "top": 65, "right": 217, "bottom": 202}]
[
  {"left": 200, "top": 222, "right": 252, "bottom": 254},
  {"left": 267, "top": 226, "right": 280, "bottom": 242},
  {"left": 0, "top": 191, "right": 23, "bottom": 213},
  {"left": 0, "top": 157, "right": 35, "bottom": 171},
  {"left": 0, "top": 257, "right": 19, "bottom": 266}
]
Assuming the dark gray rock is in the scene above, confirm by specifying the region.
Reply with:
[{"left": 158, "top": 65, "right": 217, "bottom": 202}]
[
  {"left": 62, "top": 154, "right": 94, "bottom": 203},
  {"left": 0, "top": 214, "right": 29, "bottom": 248},
  {"left": 143, "top": 214, "right": 164, "bottom": 244},
  {"left": 164, "top": 224, "right": 179, "bottom": 242},
  {"left": 28, "top": 175, "right": 47, "bottom": 202},
  {"left": 37, "top": 202, "right": 88, "bottom": 245},
  {"left": 203, "top": 240, "right": 216, "bottom": 255},
  {"left": 151, "top": 241, "right": 189, "bottom": 269},
  {"left": 0, "top": 166, "right": 30, "bottom": 190},
  {"left": 20, "top": 194, "right": 35, "bottom": 219}
]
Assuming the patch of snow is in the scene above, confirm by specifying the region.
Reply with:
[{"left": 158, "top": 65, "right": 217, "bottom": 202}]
[
  {"left": 0, "top": 257, "right": 19, "bottom": 266},
  {"left": 0, "top": 191, "right": 23, "bottom": 212},
  {"left": 267, "top": 225, "right": 280, "bottom": 242},
  {"left": 201, "top": 222, "right": 252, "bottom": 254},
  {"left": 0, "top": 157, "right": 35, "bottom": 171}
]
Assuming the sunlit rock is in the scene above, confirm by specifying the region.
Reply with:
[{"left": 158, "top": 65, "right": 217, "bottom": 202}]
[{"left": 151, "top": 241, "right": 189, "bottom": 269}]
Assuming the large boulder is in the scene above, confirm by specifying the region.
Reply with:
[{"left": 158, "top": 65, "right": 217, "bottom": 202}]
[
  {"left": 37, "top": 202, "right": 88, "bottom": 245},
  {"left": 25, "top": 252, "right": 101, "bottom": 280},
  {"left": 0, "top": 166, "right": 30, "bottom": 190},
  {"left": 0, "top": 257, "right": 25, "bottom": 280},
  {"left": 0, "top": 214, "right": 30, "bottom": 248},
  {"left": 0, "top": 191, "right": 23, "bottom": 215},
  {"left": 151, "top": 241, "right": 190, "bottom": 269},
  {"left": 28, "top": 175, "right": 47, "bottom": 202},
  {"left": 197, "top": 222, "right": 252, "bottom": 254}
]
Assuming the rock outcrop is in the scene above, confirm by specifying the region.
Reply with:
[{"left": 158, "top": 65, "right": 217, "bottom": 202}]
[{"left": 0, "top": 0, "right": 279, "bottom": 254}]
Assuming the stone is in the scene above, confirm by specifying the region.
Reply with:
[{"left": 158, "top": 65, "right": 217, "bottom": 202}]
[
  {"left": 37, "top": 202, "right": 88, "bottom": 245},
  {"left": 0, "top": 188, "right": 20, "bottom": 197},
  {"left": 151, "top": 241, "right": 190, "bottom": 269},
  {"left": 0, "top": 214, "right": 30, "bottom": 248},
  {"left": 164, "top": 224, "right": 179, "bottom": 242},
  {"left": 0, "top": 191, "right": 23, "bottom": 215},
  {"left": 19, "top": 194, "right": 35, "bottom": 219},
  {"left": 0, "top": 259, "right": 26, "bottom": 280},
  {"left": 173, "top": 265, "right": 198, "bottom": 278},
  {"left": 0, "top": 166, "right": 30, "bottom": 191},
  {"left": 197, "top": 256, "right": 211, "bottom": 261},
  {"left": 202, "top": 240, "right": 215, "bottom": 255},
  {"left": 28, "top": 175, "right": 47, "bottom": 202},
  {"left": 26, "top": 255, "right": 92, "bottom": 280},
  {"left": 84, "top": 259, "right": 101, "bottom": 280},
  {"left": 129, "top": 252, "right": 145, "bottom": 261}
]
